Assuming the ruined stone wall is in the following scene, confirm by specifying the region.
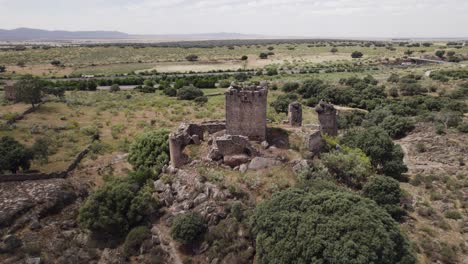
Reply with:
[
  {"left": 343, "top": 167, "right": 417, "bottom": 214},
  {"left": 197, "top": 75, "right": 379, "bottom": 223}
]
[
  {"left": 288, "top": 102, "right": 302, "bottom": 127},
  {"left": 225, "top": 84, "right": 268, "bottom": 141},
  {"left": 315, "top": 101, "right": 338, "bottom": 136}
]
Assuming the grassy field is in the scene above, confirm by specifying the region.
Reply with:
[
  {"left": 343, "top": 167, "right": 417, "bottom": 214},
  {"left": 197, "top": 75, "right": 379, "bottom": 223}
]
[{"left": 1, "top": 42, "right": 466, "bottom": 77}]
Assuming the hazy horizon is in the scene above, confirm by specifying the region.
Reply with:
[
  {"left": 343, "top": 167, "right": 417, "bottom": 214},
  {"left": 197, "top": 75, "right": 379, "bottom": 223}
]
[{"left": 1, "top": 0, "right": 468, "bottom": 38}]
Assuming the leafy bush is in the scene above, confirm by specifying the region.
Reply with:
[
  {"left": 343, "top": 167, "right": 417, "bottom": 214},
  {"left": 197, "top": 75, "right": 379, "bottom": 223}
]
[
  {"left": 163, "top": 86, "right": 177, "bottom": 97},
  {"left": 351, "top": 51, "right": 364, "bottom": 58},
  {"left": 0, "top": 136, "right": 34, "bottom": 173},
  {"left": 379, "top": 115, "right": 415, "bottom": 139},
  {"left": 342, "top": 127, "right": 408, "bottom": 180},
  {"left": 281, "top": 82, "right": 300, "bottom": 92},
  {"left": 270, "top": 93, "right": 298, "bottom": 113},
  {"left": 124, "top": 226, "right": 151, "bottom": 257},
  {"left": 458, "top": 122, "right": 468, "bottom": 133},
  {"left": 177, "top": 86, "right": 204, "bottom": 100},
  {"left": 128, "top": 130, "right": 169, "bottom": 172},
  {"left": 363, "top": 176, "right": 402, "bottom": 205},
  {"left": 170, "top": 212, "right": 206, "bottom": 244},
  {"left": 321, "top": 148, "right": 372, "bottom": 189},
  {"left": 78, "top": 175, "right": 158, "bottom": 236},
  {"left": 110, "top": 84, "right": 120, "bottom": 92},
  {"left": 194, "top": 96, "right": 208, "bottom": 105},
  {"left": 259, "top": 52, "right": 268, "bottom": 59},
  {"left": 241, "top": 55, "right": 248, "bottom": 61},
  {"left": 251, "top": 189, "right": 416, "bottom": 264}
]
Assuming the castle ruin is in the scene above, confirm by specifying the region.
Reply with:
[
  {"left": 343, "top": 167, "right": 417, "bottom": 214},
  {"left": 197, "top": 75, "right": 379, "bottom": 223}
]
[
  {"left": 168, "top": 83, "right": 338, "bottom": 169},
  {"left": 225, "top": 83, "right": 268, "bottom": 141}
]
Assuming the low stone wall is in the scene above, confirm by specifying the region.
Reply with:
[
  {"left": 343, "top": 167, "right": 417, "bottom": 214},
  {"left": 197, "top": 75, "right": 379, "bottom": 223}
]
[
  {"left": 0, "top": 143, "right": 92, "bottom": 183},
  {"left": 6, "top": 101, "right": 45, "bottom": 125}
]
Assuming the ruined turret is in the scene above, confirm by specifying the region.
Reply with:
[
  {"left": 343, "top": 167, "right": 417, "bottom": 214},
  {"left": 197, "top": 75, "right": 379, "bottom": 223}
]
[
  {"left": 225, "top": 82, "right": 268, "bottom": 141},
  {"left": 315, "top": 100, "right": 338, "bottom": 136},
  {"left": 288, "top": 101, "right": 302, "bottom": 127}
]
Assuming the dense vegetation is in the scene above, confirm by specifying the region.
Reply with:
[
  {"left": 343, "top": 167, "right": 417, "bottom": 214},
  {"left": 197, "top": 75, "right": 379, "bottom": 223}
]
[{"left": 251, "top": 189, "right": 415, "bottom": 264}]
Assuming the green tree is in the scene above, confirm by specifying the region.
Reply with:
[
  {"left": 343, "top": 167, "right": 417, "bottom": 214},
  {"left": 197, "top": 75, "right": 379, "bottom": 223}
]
[
  {"left": 0, "top": 136, "right": 34, "bottom": 173},
  {"left": 321, "top": 148, "right": 373, "bottom": 189},
  {"left": 170, "top": 212, "right": 206, "bottom": 244},
  {"left": 330, "top": 47, "right": 338, "bottom": 53},
  {"left": 342, "top": 127, "right": 408, "bottom": 180},
  {"left": 379, "top": 115, "right": 415, "bottom": 139},
  {"left": 363, "top": 175, "right": 405, "bottom": 220},
  {"left": 435, "top": 50, "right": 445, "bottom": 59},
  {"left": 251, "top": 189, "right": 416, "bottom": 264},
  {"left": 78, "top": 171, "right": 158, "bottom": 236},
  {"left": 259, "top": 52, "right": 269, "bottom": 59},
  {"left": 351, "top": 51, "right": 364, "bottom": 58},
  {"left": 15, "top": 75, "right": 44, "bottom": 108},
  {"left": 270, "top": 93, "right": 298, "bottom": 113},
  {"left": 124, "top": 226, "right": 151, "bottom": 257},
  {"left": 128, "top": 130, "right": 169, "bottom": 172},
  {"left": 177, "top": 86, "right": 204, "bottom": 100},
  {"left": 241, "top": 55, "right": 248, "bottom": 61},
  {"left": 281, "top": 82, "right": 300, "bottom": 92},
  {"left": 163, "top": 86, "right": 177, "bottom": 97}
]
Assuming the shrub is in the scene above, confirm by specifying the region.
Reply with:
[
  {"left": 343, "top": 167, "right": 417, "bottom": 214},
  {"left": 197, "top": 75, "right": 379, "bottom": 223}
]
[
  {"left": 194, "top": 96, "right": 208, "bottom": 105},
  {"left": 351, "top": 51, "right": 363, "bottom": 58},
  {"left": 177, "top": 86, "right": 204, "bottom": 100},
  {"left": 185, "top": 54, "right": 199, "bottom": 61},
  {"left": 78, "top": 177, "right": 156, "bottom": 236},
  {"left": 444, "top": 210, "right": 462, "bottom": 220},
  {"left": 270, "top": 94, "right": 298, "bottom": 113},
  {"left": 110, "top": 84, "right": 120, "bottom": 92},
  {"left": 0, "top": 136, "right": 34, "bottom": 173},
  {"left": 379, "top": 115, "right": 415, "bottom": 139},
  {"left": 128, "top": 130, "right": 169, "bottom": 172},
  {"left": 234, "top": 72, "right": 249, "bottom": 82},
  {"left": 218, "top": 80, "right": 231, "bottom": 88},
  {"left": 251, "top": 189, "right": 416, "bottom": 264},
  {"left": 259, "top": 52, "right": 268, "bottom": 59},
  {"left": 241, "top": 55, "right": 248, "bottom": 61},
  {"left": 124, "top": 226, "right": 151, "bottom": 256},
  {"left": 342, "top": 127, "right": 408, "bottom": 180},
  {"left": 163, "top": 87, "right": 177, "bottom": 97},
  {"left": 363, "top": 175, "right": 402, "bottom": 206},
  {"left": 281, "top": 82, "right": 300, "bottom": 92},
  {"left": 321, "top": 148, "right": 373, "bottom": 189},
  {"left": 170, "top": 212, "right": 206, "bottom": 244}
]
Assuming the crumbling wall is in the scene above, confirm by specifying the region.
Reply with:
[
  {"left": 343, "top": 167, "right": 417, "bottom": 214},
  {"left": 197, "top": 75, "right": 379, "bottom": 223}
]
[
  {"left": 225, "top": 83, "right": 268, "bottom": 141},
  {"left": 169, "top": 121, "right": 226, "bottom": 168},
  {"left": 288, "top": 101, "right": 302, "bottom": 127},
  {"left": 315, "top": 100, "right": 338, "bottom": 136},
  {"left": 208, "top": 135, "right": 258, "bottom": 167},
  {"left": 307, "top": 130, "right": 323, "bottom": 155}
]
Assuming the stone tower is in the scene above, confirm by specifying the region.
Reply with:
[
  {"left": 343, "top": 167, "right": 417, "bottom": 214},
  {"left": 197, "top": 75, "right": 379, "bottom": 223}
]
[
  {"left": 225, "top": 83, "right": 268, "bottom": 141},
  {"left": 288, "top": 101, "right": 302, "bottom": 127},
  {"left": 315, "top": 100, "right": 338, "bottom": 136}
]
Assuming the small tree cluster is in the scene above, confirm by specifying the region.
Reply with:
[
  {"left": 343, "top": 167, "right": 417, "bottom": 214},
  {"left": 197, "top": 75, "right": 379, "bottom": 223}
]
[
  {"left": 0, "top": 136, "right": 34, "bottom": 173},
  {"left": 170, "top": 212, "right": 206, "bottom": 244}
]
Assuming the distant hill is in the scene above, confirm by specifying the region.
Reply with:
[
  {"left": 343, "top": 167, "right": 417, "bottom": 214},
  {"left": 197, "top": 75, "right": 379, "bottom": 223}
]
[
  {"left": 0, "top": 28, "right": 130, "bottom": 40},
  {"left": 0, "top": 28, "right": 265, "bottom": 41}
]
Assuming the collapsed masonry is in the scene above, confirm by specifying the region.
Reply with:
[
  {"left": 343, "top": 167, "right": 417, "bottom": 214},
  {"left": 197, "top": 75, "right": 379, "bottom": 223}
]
[{"left": 168, "top": 82, "right": 338, "bottom": 169}]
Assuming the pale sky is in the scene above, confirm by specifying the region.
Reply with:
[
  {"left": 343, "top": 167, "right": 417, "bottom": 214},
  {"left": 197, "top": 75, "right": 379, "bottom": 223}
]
[{"left": 1, "top": 0, "right": 468, "bottom": 38}]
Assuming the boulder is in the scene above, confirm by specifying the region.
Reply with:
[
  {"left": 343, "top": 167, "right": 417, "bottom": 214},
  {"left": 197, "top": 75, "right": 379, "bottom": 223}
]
[
  {"left": 248, "top": 157, "right": 281, "bottom": 170},
  {"left": 224, "top": 154, "right": 250, "bottom": 168}
]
